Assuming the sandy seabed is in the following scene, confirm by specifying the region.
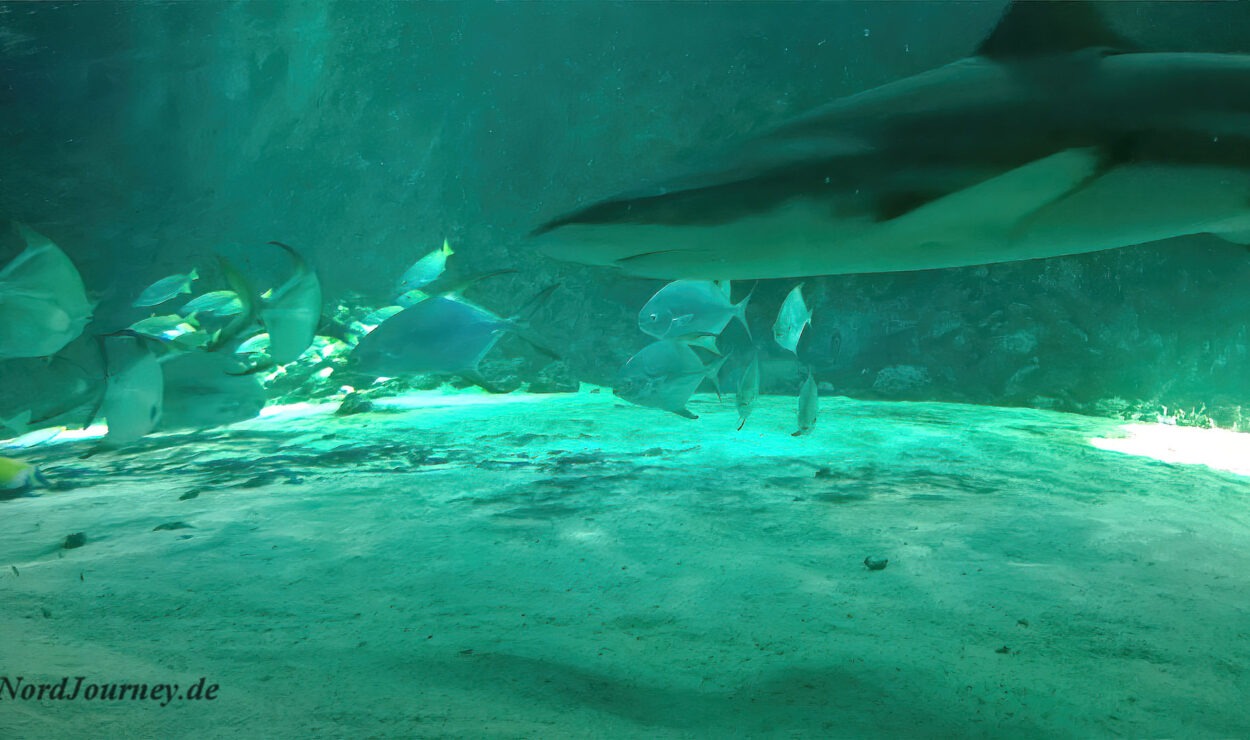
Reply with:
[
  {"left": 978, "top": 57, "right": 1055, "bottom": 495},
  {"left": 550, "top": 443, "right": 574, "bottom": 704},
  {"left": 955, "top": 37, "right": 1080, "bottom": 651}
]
[{"left": 1, "top": 388, "right": 1248, "bottom": 738}]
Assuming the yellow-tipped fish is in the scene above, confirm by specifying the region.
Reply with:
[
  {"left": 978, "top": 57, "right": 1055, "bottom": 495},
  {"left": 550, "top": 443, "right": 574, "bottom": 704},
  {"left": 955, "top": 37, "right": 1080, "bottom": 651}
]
[
  {"left": 0, "top": 456, "right": 47, "bottom": 493},
  {"left": 396, "top": 239, "right": 453, "bottom": 295}
]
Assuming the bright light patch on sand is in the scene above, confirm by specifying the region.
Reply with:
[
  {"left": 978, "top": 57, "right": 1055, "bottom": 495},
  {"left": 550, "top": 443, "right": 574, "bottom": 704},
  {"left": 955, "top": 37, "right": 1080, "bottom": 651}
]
[{"left": 1091, "top": 423, "right": 1250, "bottom": 477}]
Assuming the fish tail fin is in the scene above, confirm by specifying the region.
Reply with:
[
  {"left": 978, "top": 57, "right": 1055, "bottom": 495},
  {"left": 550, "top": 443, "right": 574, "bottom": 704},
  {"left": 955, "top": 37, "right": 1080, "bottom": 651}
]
[
  {"left": 206, "top": 256, "right": 257, "bottom": 352},
  {"left": 442, "top": 238, "right": 454, "bottom": 257},
  {"left": 510, "top": 283, "right": 560, "bottom": 324},
  {"left": 515, "top": 330, "right": 562, "bottom": 361},
  {"left": 188, "top": 267, "right": 199, "bottom": 281},
  {"left": 734, "top": 281, "right": 757, "bottom": 339},
  {"left": 685, "top": 334, "right": 721, "bottom": 355},
  {"left": 703, "top": 350, "right": 732, "bottom": 399}
]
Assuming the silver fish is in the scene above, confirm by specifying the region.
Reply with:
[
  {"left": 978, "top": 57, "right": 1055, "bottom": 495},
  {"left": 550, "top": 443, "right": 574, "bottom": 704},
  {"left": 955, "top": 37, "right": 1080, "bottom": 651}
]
[
  {"left": 534, "top": 2, "right": 1250, "bottom": 279},
  {"left": 98, "top": 335, "right": 163, "bottom": 448},
  {"left": 735, "top": 353, "right": 760, "bottom": 431},
  {"left": 396, "top": 239, "right": 453, "bottom": 294},
  {"left": 260, "top": 242, "right": 322, "bottom": 365},
  {"left": 793, "top": 367, "right": 818, "bottom": 437},
  {"left": 159, "top": 352, "right": 265, "bottom": 431},
  {"left": 234, "top": 333, "right": 270, "bottom": 355},
  {"left": 773, "top": 283, "right": 812, "bottom": 354},
  {"left": 129, "top": 313, "right": 198, "bottom": 341},
  {"left": 180, "top": 290, "right": 242, "bottom": 317},
  {"left": 350, "top": 287, "right": 557, "bottom": 387},
  {"left": 614, "top": 339, "right": 727, "bottom": 419},
  {"left": 133, "top": 268, "right": 198, "bottom": 307},
  {"left": 639, "top": 280, "right": 751, "bottom": 340},
  {"left": 0, "top": 224, "right": 93, "bottom": 360}
]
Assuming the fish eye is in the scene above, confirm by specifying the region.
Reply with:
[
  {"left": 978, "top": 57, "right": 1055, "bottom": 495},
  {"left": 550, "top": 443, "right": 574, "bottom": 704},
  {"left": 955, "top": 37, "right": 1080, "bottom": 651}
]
[{"left": 648, "top": 313, "right": 658, "bottom": 322}]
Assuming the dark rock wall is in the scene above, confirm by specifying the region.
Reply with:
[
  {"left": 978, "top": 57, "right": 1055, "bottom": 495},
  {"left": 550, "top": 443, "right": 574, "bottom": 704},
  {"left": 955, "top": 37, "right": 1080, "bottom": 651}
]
[{"left": 2, "top": 1, "right": 1248, "bottom": 428}]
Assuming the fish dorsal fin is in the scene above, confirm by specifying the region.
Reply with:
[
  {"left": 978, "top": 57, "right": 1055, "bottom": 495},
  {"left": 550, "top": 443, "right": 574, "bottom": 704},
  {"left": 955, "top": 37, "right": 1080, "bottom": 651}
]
[{"left": 976, "top": 1, "right": 1135, "bottom": 60}]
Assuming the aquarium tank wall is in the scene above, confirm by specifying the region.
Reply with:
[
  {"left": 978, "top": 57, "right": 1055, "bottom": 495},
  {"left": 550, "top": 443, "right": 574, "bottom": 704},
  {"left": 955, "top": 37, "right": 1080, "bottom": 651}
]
[{"left": 2, "top": 1, "right": 1249, "bottom": 737}]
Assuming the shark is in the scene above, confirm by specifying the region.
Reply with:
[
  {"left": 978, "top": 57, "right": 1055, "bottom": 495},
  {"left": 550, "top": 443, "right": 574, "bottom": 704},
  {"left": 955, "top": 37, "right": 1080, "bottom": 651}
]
[{"left": 532, "top": 1, "right": 1250, "bottom": 280}]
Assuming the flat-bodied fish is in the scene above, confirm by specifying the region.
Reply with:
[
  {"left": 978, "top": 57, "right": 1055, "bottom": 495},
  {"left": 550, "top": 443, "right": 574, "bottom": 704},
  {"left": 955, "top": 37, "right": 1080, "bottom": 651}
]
[
  {"left": 614, "top": 339, "right": 727, "bottom": 419},
  {"left": 260, "top": 242, "right": 322, "bottom": 365},
  {"left": 533, "top": 2, "right": 1250, "bottom": 279},
  {"left": 159, "top": 352, "right": 265, "bottom": 431},
  {"left": 0, "top": 224, "right": 93, "bottom": 360},
  {"left": 792, "top": 367, "right": 818, "bottom": 436},
  {"left": 773, "top": 283, "right": 812, "bottom": 354},
  {"left": 98, "top": 334, "right": 163, "bottom": 448},
  {"left": 133, "top": 268, "right": 197, "bottom": 307},
  {"left": 180, "top": 290, "right": 242, "bottom": 317},
  {"left": 639, "top": 280, "right": 751, "bottom": 341},
  {"left": 129, "top": 313, "right": 199, "bottom": 342},
  {"left": 350, "top": 286, "right": 558, "bottom": 388},
  {"left": 735, "top": 352, "right": 760, "bottom": 431},
  {"left": 397, "top": 239, "right": 453, "bottom": 294}
]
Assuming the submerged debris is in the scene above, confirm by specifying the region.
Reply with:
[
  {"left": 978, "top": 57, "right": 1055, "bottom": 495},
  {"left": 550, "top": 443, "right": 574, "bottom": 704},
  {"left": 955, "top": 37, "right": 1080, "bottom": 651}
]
[
  {"left": 152, "top": 521, "right": 194, "bottom": 531},
  {"left": 863, "top": 556, "right": 888, "bottom": 571},
  {"left": 62, "top": 532, "right": 87, "bottom": 549},
  {"left": 335, "top": 392, "right": 374, "bottom": 416}
]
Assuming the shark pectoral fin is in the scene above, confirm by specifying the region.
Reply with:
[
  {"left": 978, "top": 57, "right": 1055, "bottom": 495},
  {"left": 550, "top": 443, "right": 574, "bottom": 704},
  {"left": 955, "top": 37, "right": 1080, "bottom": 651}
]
[{"left": 888, "top": 147, "right": 1105, "bottom": 246}]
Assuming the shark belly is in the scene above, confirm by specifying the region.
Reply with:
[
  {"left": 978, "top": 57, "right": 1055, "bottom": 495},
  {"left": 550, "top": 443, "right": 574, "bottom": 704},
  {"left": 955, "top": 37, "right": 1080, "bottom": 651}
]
[{"left": 541, "top": 151, "right": 1250, "bottom": 280}]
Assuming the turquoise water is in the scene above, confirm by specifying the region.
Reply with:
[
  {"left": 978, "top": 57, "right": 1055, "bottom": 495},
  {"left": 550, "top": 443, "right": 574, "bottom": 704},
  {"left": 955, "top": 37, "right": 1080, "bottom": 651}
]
[
  {"left": 3, "top": 390, "right": 1249, "bottom": 736},
  {"left": 6, "top": 1, "right": 1250, "bottom": 736}
]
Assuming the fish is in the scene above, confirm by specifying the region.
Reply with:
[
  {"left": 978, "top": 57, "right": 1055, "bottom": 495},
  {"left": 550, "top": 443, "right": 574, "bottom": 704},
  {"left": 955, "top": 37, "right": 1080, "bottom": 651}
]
[
  {"left": 129, "top": 313, "right": 199, "bottom": 342},
  {"left": 0, "top": 455, "right": 46, "bottom": 494},
  {"left": 97, "top": 334, "right": 164, "bottom": 448},
  {"left": 205, "top": 256, "right": 258, "bottom": 353},
  {"left": 361, "top": 305, "right": 405, "bottom": 328},
  {"left": 234, "top": 333, "right": 270, "bottom": 355},
  {"left": 735, "top": 353, "right": 760, "bottom": 431},
  {"left": 397, "top": 239, "right": 453, "bottom": 294},
  {"left": 180, "top": 290, "right": 243, "bottom": 317},
  {"left": 395, "top": 269, "right": 520, "bottom": 309},
  {"left": 532, "top": 1, "right": 1250, "bottom": 279},
  {"left": 614, "top": 339, "right": 728, "bottom": 419},
  {"left": 133, "top": 268, "right": 198, "bottom": 307},
  {"left": 395, "top": 290, "right": 429, "bottom": 309},
  {"left": 0, "top": 224, "right": 93, "bottom": 359},
  {"left": 158, "top": 352, "right": 265, "bottom": 431},
  {"left": 349, "top": 286, "right": 559, "bottom": 388},
  {"left": 638, "top": 280, "right": 752, "bottom": 341},
  {"left": 260, "top": 242, "right": 322, "bottom": 365},
  {"left": 792, "top": 367, "right": 818, "bottom": 436},
  {"left": 773, "top": 283, "right": 812, "bottom": 354}
]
